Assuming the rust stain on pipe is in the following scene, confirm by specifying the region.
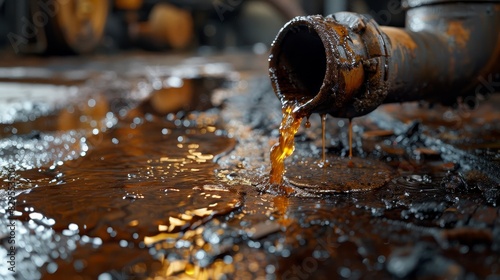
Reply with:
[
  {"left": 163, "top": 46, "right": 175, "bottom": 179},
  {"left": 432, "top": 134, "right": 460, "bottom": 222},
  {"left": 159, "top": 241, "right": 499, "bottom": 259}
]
[
  {"left": 446, "top": 21, "right": 470, "bottom": 48},
  {"left": 381, "top": 27, "right": 417, "bottom": 53}
]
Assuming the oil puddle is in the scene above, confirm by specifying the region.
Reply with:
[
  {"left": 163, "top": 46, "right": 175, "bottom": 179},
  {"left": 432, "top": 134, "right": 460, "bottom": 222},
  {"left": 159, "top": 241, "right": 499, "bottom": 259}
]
[
  {"left": 9, "top": 113, "right": 242, "bottom": 278},
  {"left": 266, "top": 100, "right": 395, "bottom": 195},
  {"left": 2, "top": 59, "right": 499, "bottom": 279},
  {"left": 287, "top": 157, "right": 393, "bottom": 193},
  {"left": 0, "top": 73, "right": 228, "bottom": 170},
  {"left": 0, "top": 69, "right": 247, "bottom": 278}
]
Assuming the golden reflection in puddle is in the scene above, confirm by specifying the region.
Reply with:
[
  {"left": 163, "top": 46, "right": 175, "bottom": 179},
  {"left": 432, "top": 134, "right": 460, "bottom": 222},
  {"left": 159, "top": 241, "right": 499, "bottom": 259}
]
[
  {"left": 153, "top": 256, "right": 235, "bottom": 279},
  {"left": 188, "top": 207, "right": 214, "bottom": 217},
  {"left": 169, "top": 216, "right": 186, "bottom": 226},
  {"left": 150, "top": 79, "right": 194, "bottom": 114},
  {"left": 143, "top": 222, "right": 236, "bottom": 279},
  {"left": 144, "top": 232, "right": 181, "bottom": 246},
  {"left": 187, "top": 260, "right": 233, "bottom": 279},
  {"left": 273, "top": 195, "right": 292, "bottom": 227},
  {"left": 128, "top": 220, "right": 139, "bottom": 227}
]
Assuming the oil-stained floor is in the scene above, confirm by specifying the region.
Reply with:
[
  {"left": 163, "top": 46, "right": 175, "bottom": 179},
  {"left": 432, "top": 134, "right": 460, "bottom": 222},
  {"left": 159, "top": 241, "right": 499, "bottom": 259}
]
[{"left": 0, "top": 52, "right": 499, "bottom": 280}]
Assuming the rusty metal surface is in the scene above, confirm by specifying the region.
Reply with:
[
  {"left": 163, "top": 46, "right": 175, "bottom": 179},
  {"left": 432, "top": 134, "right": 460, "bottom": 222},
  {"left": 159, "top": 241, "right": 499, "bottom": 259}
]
[
  {"left": 268, "top": 2, "right": 500, "bottom": 118},
  {"left": 269, "top": 13, "right": 393, "bottom": 118},
  {"left": 0, "top": 52, "right": 499, "bottom": 279},
  {"left": 386, "top": 2, "right": 500, "bottom": 104}
]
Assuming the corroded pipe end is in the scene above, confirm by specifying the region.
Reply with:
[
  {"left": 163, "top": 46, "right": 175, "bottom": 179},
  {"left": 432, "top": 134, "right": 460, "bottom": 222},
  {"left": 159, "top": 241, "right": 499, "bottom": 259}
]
[
  {"left": 269, "top": 13, "right": 389, "bottom": 118},
  {"left": 270, "top": 5, "right": 500, "bottom": 119},
  {"left": 268, "top": 16, "right": 331, "bottom": 116}
]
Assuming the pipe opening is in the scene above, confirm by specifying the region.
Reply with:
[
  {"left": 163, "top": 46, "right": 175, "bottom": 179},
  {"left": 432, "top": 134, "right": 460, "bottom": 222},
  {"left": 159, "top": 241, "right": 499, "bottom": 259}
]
[{"left": 278, "top": 26, "right": 327, "bottom": 100}]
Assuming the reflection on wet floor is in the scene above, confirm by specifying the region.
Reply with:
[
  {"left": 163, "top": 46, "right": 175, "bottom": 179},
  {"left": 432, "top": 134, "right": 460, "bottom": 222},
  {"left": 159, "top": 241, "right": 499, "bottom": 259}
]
[{"left": 0, "top": 55, "right": 499, "bottom": 279}]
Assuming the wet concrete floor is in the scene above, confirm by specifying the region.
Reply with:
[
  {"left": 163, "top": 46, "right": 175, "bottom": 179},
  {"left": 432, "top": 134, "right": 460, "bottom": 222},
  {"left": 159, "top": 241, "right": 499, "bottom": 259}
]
[{"left": 0, "top": 52, "right": 499, "bottom": 279}]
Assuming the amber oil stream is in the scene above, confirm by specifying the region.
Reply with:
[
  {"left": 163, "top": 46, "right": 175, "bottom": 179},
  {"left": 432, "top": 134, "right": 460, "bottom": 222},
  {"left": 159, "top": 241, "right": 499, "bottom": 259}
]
[{"left": 269, "top": 104, "right": 303, "bottom": 186}]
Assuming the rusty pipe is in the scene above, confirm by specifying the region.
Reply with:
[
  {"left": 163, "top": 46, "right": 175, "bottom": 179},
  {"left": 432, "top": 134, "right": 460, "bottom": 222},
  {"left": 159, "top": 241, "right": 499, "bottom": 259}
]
[{"left": 268, "top": 0, "right": 500, "bottom": 118}]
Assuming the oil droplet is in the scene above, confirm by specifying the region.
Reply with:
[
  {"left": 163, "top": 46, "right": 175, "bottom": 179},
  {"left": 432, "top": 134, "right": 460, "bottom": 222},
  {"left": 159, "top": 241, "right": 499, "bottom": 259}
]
[
  {"left": 347, "top": 118, "right": 354, "bottom": 168},
  {"left": 321, "top": 114, "right": 327, "bottom": 164},
  {"left": 304, "top": 117, "right": 311, "bottom": 128}
]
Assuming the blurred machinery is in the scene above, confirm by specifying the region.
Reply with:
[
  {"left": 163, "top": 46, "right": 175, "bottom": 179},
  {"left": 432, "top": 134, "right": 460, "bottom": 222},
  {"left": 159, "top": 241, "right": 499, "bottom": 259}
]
[
  {"left": 0, "top": 0, "right": 288, "bottom": 54},
  {"left": 0, "top": 0, "right": 405, "bottom": 54},
  {"left": 1, "top": 0, "right": 109, "bottom": 54},
  {"left": 0, "top": 0, "right": 196, "bottom": 54}
]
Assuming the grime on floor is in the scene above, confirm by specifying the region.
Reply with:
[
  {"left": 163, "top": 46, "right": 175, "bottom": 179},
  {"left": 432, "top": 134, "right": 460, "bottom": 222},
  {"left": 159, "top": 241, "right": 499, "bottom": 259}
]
[{"left": 0, "top": 52, "right": 499, "bottom": 279}]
